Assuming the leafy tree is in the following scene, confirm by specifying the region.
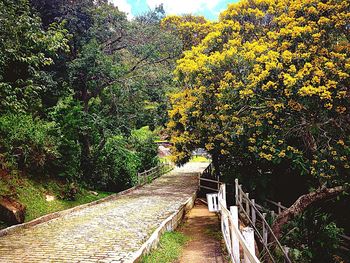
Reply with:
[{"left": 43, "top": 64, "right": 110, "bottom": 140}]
[
  {"left": 0, "top": 114, "right": 59, "bottom": 174},
  {"left": 161, "top": 14, "right": 212, "bottom": 51},
  {"left": 1, "top": 0, "right": 180, "bottom": 194},
  {"left": 0, "top": 0, "right": 69, "bottom": 114},
  {"left": 130, "top": 126, "right": 159, "bottom": 170},
  {"left": 168, "top": 0, "right": 350, "bottom": 239}
]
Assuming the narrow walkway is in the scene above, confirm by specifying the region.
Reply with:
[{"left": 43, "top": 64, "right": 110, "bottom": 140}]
[
  {"left": 179, "top": 200, "right": 226, "bottom": 263},
  {"left": 0, "top": 163, "right": 208, "bottom": 263}
]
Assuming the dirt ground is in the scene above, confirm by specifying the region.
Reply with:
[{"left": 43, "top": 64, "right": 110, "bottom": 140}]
[{"left": 178, "top": 199, "right": 227, "bottom": 263}]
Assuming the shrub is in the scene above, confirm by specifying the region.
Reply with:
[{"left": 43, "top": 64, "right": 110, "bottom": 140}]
[
  {"left": 49, "top": 96, "right": 84, "bottom": 181},
  {"left": 282, "top": 208, "right": 343, "bottom": 262},
  {"left": 92, "top": 135, "right": 141, "bottom": 192},
  {"left": 129, "top": 126, "right": 159, "bottom": 171},
  {"left": 0, "top": 114, "right": 59, "bottom": 174}
]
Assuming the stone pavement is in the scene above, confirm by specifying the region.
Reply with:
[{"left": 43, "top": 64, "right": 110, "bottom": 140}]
[{"left": 0, "top": 163, "right": 208, "bottom": 263}]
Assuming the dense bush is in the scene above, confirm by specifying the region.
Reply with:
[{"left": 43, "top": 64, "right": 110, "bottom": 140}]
[
  {"left": 90, "top": 127, "right": 159, "bottom": 192},
  {"left": 130, "top": 126, "right": 159, "bottom": 171},
  {"left": 282, "top": 208, "right": 343, "bottom": 263},
  {"left": 50, "top": 96, "right": 84, "bottom": 181},
  {"left": 92, "top": 136, "right": 141, "bottom": 192},
  {"left": 0, "top": 114, "right": 59, "bottom": 173}
]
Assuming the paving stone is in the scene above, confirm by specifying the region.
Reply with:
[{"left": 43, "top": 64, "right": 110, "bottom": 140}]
[{"left": 0, "top": 163, "right": 207, "bottom": 263}]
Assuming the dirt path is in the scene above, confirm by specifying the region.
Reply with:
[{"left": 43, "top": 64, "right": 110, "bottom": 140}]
[{"left": 178, "top": 199, "right": 227, "bottom": 263}]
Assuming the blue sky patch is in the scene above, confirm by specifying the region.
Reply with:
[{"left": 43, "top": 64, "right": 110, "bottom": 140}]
[{"left": 110, "top": 0, "right": 238, "bottom": 20}]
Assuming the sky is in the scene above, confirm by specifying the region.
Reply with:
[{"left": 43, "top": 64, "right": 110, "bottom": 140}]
[{"left": 110, "top": 0, "right": 236, "bottom": 20}]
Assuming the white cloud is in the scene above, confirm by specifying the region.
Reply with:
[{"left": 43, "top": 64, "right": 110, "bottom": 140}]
[
  {"left": 146, "top": 0, "right": 221, "bottom": 15},
  {"left": 110, "top": 0, "right": 133, "bottom": 19}
]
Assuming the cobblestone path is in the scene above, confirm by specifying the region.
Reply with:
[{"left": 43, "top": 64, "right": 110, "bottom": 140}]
[{"left": 0, "top": 163, "right": 208, "bottom": 263}]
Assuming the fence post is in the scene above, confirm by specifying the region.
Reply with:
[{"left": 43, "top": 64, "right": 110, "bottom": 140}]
[
  {"left": 262, "top": 213, "right": 268, "bottom": 247},
  {"left": 278, "top": 202, "right": 282, "bottom": 214},
  {"left": 137, "top": 172, "right": 140, "bottom": 185},
  {"left": 245, "top": 193, "right": 250, "bottom": 220},
  {"left": 283, "top": 246, "right": 290, "bottom": 263},
  {"left": 221, "top": 184, "right": 227, "bottom": 209},
  {"left": 239, "top": 185, "right": 243, "bottom": 205},
  {"left": 251, "top": 199, "right": 256, "bottom": 227},
  {"left": 235, "top": 178, "right": 239, "bottom": 206},
  {"left": 271, "top": 210, "right": 275, "bottom": 222},
  {"left": 242, "top": 227, "right": 255, "bottom": 263},
  {"left": 230, "top": 206, "right": 240, "bottom": 263},
  {"left": 217, "top": 175, "right": 220, "bottom": 191}
]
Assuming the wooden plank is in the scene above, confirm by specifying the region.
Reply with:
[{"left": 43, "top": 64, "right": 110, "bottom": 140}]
[
  {"left": 220, "top": 202, "right": 260, "bottom": 263},
  {"left": 200, "top": 185, "right": 218, "bottom": 192},
  {"left": 242, "top": 227, "right": 255, "bottom": 263},
  {"left": 199, "top": 177, "right": 219, "bottom": 184},
  {"left": 266, "top": 199, "right": 287, "bottom": 210},
  {"left": 230, "top": 206, "right": 240, "bottom": 263}
]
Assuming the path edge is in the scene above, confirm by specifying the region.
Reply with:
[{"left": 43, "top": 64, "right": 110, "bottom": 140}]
[
  {"left": 130, "top": 190, "right": 197, "bottom": 263},
  {"left": 0, "top": 185, "right": 141, "bottom": 237}
]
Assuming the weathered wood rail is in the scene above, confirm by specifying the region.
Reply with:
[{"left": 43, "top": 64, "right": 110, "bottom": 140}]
[
  {"left": 200, "top": 164, "right": 291, "bottom": 262},
  {"left": 235, "top": 179, "right": 292, "bottom": 263},
  {"left": 207, "top": 184, "right": 260, "bottom": 263},
  {"left": 137, "top": 161, "right": 173, "bottom": 185},
  {"left": 200, "top": 163, "right": 349, "bottom": 262}
]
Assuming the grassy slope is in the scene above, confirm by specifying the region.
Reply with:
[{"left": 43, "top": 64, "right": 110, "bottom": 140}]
[
  {"left": 0, "top": 174, "right": 112, "bottom": 228},
  {"left": 141, "top": 231, "right": 188, "bottom": 263}
]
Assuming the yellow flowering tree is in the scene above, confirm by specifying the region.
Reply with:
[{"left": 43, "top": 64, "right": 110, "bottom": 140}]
[
  {"left": 161, "top": 14, "right": 212, "bottom": 50},
  {"left": 167, "top": 0, "right": 350, "bottom": 239}
]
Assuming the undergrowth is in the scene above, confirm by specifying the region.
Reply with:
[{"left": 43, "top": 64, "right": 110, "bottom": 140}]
[{"left": 140, "top": 231, "right": 188, "bottom": 263}]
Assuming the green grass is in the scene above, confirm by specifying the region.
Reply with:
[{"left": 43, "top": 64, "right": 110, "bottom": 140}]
[
  {"left": 189, "top": 155, "right": 210, "bottom": 163},
  {"left": 0, "top": 174, "right": 112, "bottom": 228},
  {"left": 141, "top": 231, "right": 188, "bottom": 263}
]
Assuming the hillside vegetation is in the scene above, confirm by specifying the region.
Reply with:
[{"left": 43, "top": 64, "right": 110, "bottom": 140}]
[{"left": 0, "top": 0, "right": 180, "bottom": 225}]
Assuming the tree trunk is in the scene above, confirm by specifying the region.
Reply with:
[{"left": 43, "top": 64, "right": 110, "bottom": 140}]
[
  {"left": 271, "top": 186, "right": 345, "bottom": 240},
  {"left": 78, "top": 82, "right": 92, "bottom": 180}
]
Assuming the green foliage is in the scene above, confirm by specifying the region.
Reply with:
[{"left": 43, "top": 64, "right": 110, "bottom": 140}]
[
  {"left": 130, "top": 127, "right": 159, "bottom": 170},
  {"left": 141, "top": 231, "right": 188, "bottom": 263},
  {"left": 282, "top": 208, "right": 343, "bottom": 263},
  {"left": 0, "top": 114, "right": 59, "bottom": 173},
  {"left": 0, "top": 0, "right": 69, "bottom": 114},
  {"left": 93, "top": 136, "right": 141, "bottom": 192},
  {"left": 0, "top": 0, "right": 180, "bottom": 209},
  {"left": 50, "top": 96, "right": 84, "bottom": 180}
]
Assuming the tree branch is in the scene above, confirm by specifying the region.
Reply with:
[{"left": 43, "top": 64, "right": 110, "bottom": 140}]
[{"left": 271, "top": 185, "right": 346, "bottom": 240}]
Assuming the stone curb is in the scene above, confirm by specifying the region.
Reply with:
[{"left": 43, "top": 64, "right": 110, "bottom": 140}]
[
  {"left": 0, "top": 185, "right": 141, "bottom": 237},
  {"left": 130, "top": 190, "right": 198, "bottom": 263}
]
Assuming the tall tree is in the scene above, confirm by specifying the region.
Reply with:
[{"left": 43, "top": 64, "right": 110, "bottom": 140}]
[{"left": 168, "top": 0, "right": 350, "bottom": 238}]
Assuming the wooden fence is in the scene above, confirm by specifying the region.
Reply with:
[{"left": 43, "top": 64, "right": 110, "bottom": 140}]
[
  {"left": 200, "top": 165, "right": 291, "bottom": 262},
  {"left": 199, "top": 163, "right": 220, "bottom": 192},
  {"left": 208, "top": 184, "right": 260, "bottom": 263},
  {"left": 200, "top": 165, "right": 350, "bottom": 261},
  {"left": 137, "top": 161, "right": 173, "bottom": 185},
  {"left": 235, "top": 179, "right": 292, "bottom": 263}
]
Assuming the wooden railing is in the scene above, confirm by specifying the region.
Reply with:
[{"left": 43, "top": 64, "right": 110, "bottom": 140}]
[
  {"left": 202, "top": 163, "right": 349, "bottom": 261},
  {"left": 137, "top": 161, "right": 173, "bottom": 185},
  {"left": 235, "top": 179, "right": 292, "bottom": 263},
  {"left": 199, "top": 162, "right": 220, "bottom": 192},
  {"left": 208, "top": 184, "right": 260, "bottom": 263}
]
